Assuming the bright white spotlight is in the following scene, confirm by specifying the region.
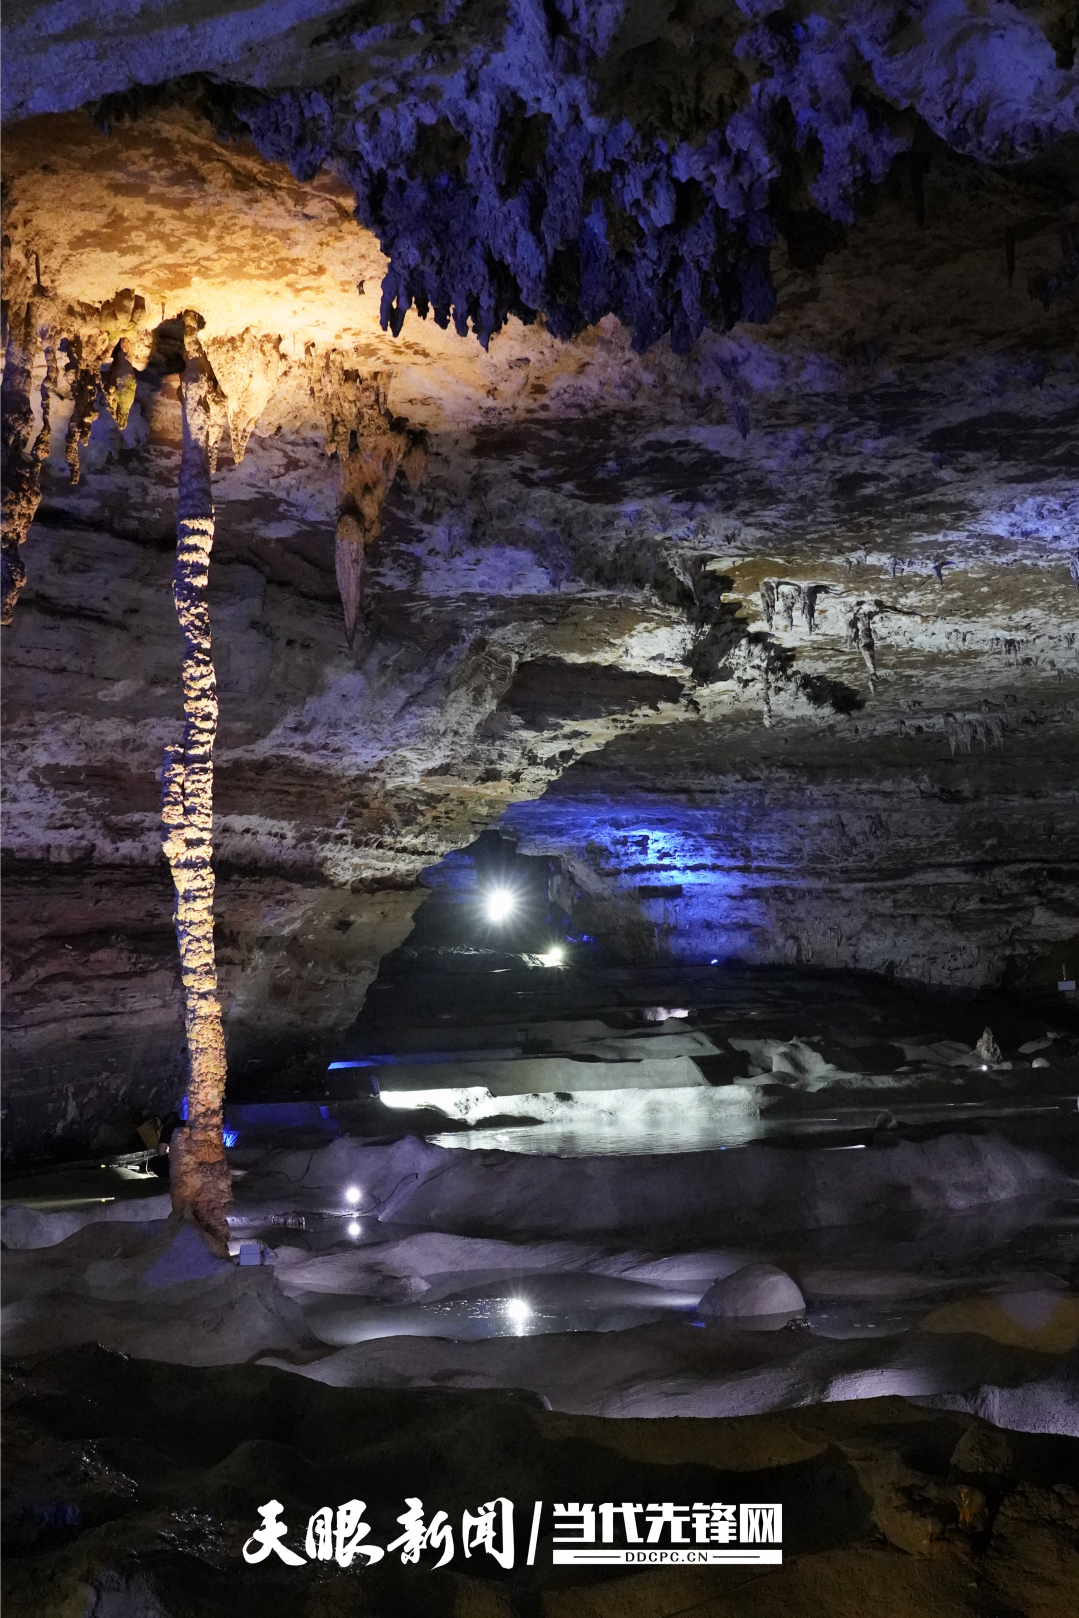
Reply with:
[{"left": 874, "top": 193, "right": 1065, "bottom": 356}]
[
  {"left": 345, "top": 1186, "right": 362, "bottom": 1204},
  {"left": 484, "top": 887, "right": 517, "bottom": 924},
  {"left": 539, "top": 946, "right": 565, "bottom": 968},
  {"left": 505, "top": 1298, "right": 531, "bottom": 1323},
  {"left": 347, "top": 1220, "right": 361, "bottom": 1238}
]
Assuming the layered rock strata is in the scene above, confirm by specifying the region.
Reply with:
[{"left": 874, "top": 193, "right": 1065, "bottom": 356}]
[{"left": 1, "top": 11, "right": 1077, "bottom": 1156}]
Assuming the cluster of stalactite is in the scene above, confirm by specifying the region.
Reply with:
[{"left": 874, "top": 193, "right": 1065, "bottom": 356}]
[
  {"left": 1, "top": 280, "right": 156, "bottom": 620},
  {"left": 232, "top": 2, "right": 1077, "bottom": 354},
  {"left": 1, "top": 285, "right": 428, "bottom": 1237},
  {"left": 1, "top": 296, "right": 53, "bottom": 625},
  {"left": 312, "top": 356, "right": 427, "bottom": 644}
]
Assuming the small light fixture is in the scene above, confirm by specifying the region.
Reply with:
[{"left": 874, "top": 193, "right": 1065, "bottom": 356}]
[
  {"left": 345, "top": 1186, "right": 362, "bottom": 1204},
  {"left": 505, "top": 1297, "right": 531, "bottom": 1324},
  {"left": 347, "top": 1220, "right": 361, "bottom": 1238},
  {"left": 484, "top": 887, "right": 516, "bottom": 923},
  {"left": 538, "top": 945, "right": 565, "bottom": 967}
]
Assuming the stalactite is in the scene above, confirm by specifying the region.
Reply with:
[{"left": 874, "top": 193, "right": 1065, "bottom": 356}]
[
  {"left": 314, "top": 358, "right": 426, "bottom": 645},
  {"left": 62, "top": 293, "right": 153, "bottom": 479},
  {"left": 1, "top": 297, "right": 54, "bottom": 625},
  {"left": 63, "top": 344, "right": 100, "bottom": 486},
  {"left": 100, "top": 346, "right": 138, "bottom": 430},
  {"left": 847, "top": 604, "right": 879, "bottom": 678},
  {"left": 759, "top": 579, "right": 828, "bottom": 635},
  {"left": 161, "top": 313, "right": 231, "bottom": 1253},
  {"left": 203, "top": 330, "right": 281, "bottom": 463}
]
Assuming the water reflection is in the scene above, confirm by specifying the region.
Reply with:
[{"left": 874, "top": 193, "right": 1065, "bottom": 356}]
[
  {"left": 303, "top": 1272, "right": 694, "bottom": 1346},
  {"left": 299, "top": 1282, "right": 988, "bottom": 1349},
  {"left": 430, "top": 1114, "right": 761, "bottom": 1156},
  {"left": 428, "top": 1095, "right": 1073, "bottom": 1157}
]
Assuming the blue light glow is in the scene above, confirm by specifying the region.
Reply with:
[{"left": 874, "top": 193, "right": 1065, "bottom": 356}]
[
  {"left": 222, "top": 1129, "right": 239, "bottom": 1149},
  {"left": 501, "top": 798, "right": 772, "bottom": 966}
]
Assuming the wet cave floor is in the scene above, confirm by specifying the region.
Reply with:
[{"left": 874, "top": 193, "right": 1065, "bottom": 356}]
[{"left": 3, "top": 965, "right": 1078, "bottom": 1616}]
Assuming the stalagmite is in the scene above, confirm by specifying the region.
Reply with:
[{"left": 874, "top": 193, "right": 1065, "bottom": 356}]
[{"left": 161, "top": 315, "right": 232, "bottom": 1253}]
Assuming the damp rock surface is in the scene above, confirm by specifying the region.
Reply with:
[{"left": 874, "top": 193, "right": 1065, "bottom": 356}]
[
  {"left": 1, "top": 1215, "right": 314, "bottom": 1366},
  {"left": 249, "top": 1127, "right": 1069, "bottom": 1239},
  {"left": 3, "top": 1346, "right": 1078, "bottom": 1618},
  {"left": 698, "top": 1263, "right": 807, "bottom": 1326},
  {"left": 5, "top": 1119, "right": 1076, "bottom": 1430}
]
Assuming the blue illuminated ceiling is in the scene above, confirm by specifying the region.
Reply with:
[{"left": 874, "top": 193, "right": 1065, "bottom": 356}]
[{"left": 13, "top": 3, "right": 1076, "bottom": 355}]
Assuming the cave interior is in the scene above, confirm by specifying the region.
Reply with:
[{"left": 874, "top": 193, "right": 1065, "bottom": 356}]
[{"left": 1, "top": 3, "right": 1078, "bottom": 1615}]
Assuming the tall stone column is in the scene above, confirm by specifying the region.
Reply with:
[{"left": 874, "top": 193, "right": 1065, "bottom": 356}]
[{"left": 161, "top": 320, "right": 231, "bottom": 1252}]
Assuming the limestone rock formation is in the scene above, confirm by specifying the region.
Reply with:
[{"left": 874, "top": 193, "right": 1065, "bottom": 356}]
[
  {"left": 6, "top": 1348, "right": 1078, "bottom": 1618},
  {"left": 161, "top": 324, "right": 232, "bottom": 1249},
  {"left": 313, "top": 357, "right": 428, "bottom": 643},
  {"left": 975, "top": 1027, "right": 1005, "bottom": 1066},
  {"left": 1, "top": 4, "right": 1077, "bottom": 1158},
  {"left": 0, "top": 298, "right": 52, "bottom": 624},
  {"left": 693, "top": 1263, "right": 806, "bottom": 1325}
]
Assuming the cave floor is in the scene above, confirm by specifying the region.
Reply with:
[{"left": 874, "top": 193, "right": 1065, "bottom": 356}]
[
  {"left": 3, "top": 1353, "right": 1079, "bottom": 1618},
  {"left": 3, "top": 969, "right": 1078, "bottom": 1613}
]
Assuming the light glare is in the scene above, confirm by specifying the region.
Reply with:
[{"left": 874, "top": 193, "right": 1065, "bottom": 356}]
[
  {"left": 347, "top": 1220, "right": 361, "bottom": 1237},
  {"left": 485, "top": 887, "right": 517, "bottom": 923},
  {"left": 505, "top": 1298, "right": 531, "bottom": 1323},
  {"left": 345, "top": 1185, "right": 362, "bottom": 1204}
]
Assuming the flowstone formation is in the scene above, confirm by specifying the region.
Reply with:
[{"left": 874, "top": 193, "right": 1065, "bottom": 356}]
[{"left": 1, "top": 2, "right": 1078, "bottom": 1157}]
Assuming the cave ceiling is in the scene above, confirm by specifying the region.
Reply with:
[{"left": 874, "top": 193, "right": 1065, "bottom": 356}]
[{"left": 1, "top": 1, "right": 1077, "bottom": 1155}]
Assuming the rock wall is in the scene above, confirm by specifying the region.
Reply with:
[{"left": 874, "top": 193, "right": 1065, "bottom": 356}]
[
  {"left": 505, "top": 721, "right": 1079, "bottom": 984},
  {"left": 1, "top": 9, "right": 1078, "bottom": 1158}
]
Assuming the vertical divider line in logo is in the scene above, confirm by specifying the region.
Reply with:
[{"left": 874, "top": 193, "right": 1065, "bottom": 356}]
[{"left": 526, "top": 1502, "right": 543, "bottom": 1566}]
